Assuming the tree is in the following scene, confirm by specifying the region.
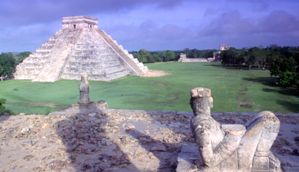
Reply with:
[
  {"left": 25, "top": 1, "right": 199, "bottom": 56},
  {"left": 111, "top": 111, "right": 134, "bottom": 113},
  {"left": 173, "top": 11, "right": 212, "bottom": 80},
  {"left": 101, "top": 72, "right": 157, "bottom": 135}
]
[
  {"left": 247, "top": 55, "right": 256, "bottom": 69},
  {"left": 0, "top": 53, "right": 16, "bottom": 79},
  {"left": 221, "top": 48, "right": 238, "bottom": 65},
  {"left": 279, "top": 71, "right": 297, "bottom": 87},
  {"left": 162, "top": 50, "right": 176, "bottom": 61},
  {"left": 270, "top": 56, "right": 296, "bottom": 76},
  {"left": 0, "top": 98, "right": 10, "bottom": 115},
  {"left": 219, "top": 46, "right": 299, "bottom": 88},
  {"left": 15, "top": 51, "right": 31, "bottom": 64},
  {"left": 0, "top": 99, "right": 6, "bottom": 112},
  {"left": 135, "top": 49, "right": 154, "bottom": 63}
]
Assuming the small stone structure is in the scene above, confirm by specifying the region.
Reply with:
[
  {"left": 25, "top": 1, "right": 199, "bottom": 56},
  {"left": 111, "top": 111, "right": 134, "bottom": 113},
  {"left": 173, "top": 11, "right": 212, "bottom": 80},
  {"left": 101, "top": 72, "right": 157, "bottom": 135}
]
[
  {"left": 177, "top": 87, "right": 281, "bottom": 172},
  {"left": 76, "top": 74, "right": 107, "bottom": 114},
  {"left": 219, "top": 43, "right": 230, "bottom": 51},
  {"left": 79, "top": 74, "right": 90, "bottom": 105},
  {"left": 178, "top": 53, "right": 215, "bottom": 63},
  {"left": 14, "top": 16, "right": 148, "bottom": 82}
]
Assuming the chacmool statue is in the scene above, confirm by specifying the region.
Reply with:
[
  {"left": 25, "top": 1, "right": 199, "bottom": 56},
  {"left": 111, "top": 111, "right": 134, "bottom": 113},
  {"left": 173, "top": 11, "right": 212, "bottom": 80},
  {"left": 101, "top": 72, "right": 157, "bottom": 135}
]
[{"left": 190, "top": 87, "right": 281, "bottom": 172}]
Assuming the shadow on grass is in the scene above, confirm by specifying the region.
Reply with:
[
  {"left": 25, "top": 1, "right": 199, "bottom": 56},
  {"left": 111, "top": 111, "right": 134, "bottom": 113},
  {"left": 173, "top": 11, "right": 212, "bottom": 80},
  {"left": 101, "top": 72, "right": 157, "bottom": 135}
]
[
  {"left": 276, "top": 100, "right": 299, "bottom": 113},
  {"left": 243, "top": 77, "right": 277, "bottom": 87},
  {"left": 262, "top": 88, "right": 299, "bottom": 97},
  {"left": 205, "top": 63, "right": 252, "bottom": 70},
  {"left": 244, "top": 77, "right": 299, "bottom": 112},
  {"left": 244, "top": 76, "right": 299, "bottom": 96}
]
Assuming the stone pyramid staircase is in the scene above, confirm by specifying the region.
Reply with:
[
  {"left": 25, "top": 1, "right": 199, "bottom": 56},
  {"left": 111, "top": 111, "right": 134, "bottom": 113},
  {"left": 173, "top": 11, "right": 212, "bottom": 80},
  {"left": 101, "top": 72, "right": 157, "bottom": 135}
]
[
  {"left": 14, "top": 30, "right": 63, "bottom": 80},
  {"left": 60, "top": 29, "right": 132, "bottom": 81},
  {"left": 33, "top": 29, "right": 82, "bottom": 82},
  {"left": 96, "top": 30, "right": 148, "bottom": 75},
  {"left": 14, "top": 16, "right": 148, "bottom": 82}
]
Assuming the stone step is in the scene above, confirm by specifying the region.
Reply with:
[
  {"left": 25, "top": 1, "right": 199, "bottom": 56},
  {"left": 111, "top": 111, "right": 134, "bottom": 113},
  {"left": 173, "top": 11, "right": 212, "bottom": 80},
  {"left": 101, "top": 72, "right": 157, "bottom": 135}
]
[
  {"left": 64, "top": 61, "right": 124, "bottom": 73},
  {"left": 36, "top": 49, "right": 51, "bottom": 53},
  {"left": 33, "top": 29, "right": 82, "bottom": 82},
  {"left": 41, "top": 42, "right": 55, "bottom": 48},
  {"left": 96, "top": 29, "right": 145, "bottom": 75},
  {"left": 73, "top": 46, "right": 109, "bottom": 51},
  {"left": 61, "top": 71, "right": 105, "bottom": 77},
  {"left": 105, "top": 70, "right": 130, "bottom": 80},
  {"left": 104, "top": 65, "right": 126, "bottom": 74},
  {"left": 66, "top": 59, "right": 120, "bottom": 67},
  {"left": 60, "top": 70, "right": 128, "bottom": 81}
]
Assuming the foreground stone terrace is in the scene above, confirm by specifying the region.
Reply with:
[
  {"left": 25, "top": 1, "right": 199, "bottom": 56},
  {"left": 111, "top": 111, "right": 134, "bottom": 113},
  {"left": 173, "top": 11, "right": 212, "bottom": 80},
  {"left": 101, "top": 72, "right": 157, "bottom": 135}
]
[{"left": 0, "top": 109, "right": 298, "bottom": 171}]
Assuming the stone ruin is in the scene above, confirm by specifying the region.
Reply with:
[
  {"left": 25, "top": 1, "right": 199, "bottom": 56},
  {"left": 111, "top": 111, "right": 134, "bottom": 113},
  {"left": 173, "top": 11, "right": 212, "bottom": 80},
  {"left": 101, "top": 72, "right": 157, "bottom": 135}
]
[
  {"left": 177, "top": 87, "right": 281, "bottom": 172},
  {"left": 14, "top": 16, "right": 148, "bottom": 82},
  {"left": 178, "top": 53, "right": 215, "bottom": 63}
]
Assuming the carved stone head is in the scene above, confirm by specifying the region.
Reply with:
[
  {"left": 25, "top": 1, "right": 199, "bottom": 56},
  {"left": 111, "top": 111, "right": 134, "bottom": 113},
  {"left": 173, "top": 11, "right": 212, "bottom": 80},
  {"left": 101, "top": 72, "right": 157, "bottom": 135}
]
[
  {"left": 81, "top": 73, "right": 89, "bottom": 85},
  {"left": 190, "top": 87, "right": 213, "bottom": 116}
]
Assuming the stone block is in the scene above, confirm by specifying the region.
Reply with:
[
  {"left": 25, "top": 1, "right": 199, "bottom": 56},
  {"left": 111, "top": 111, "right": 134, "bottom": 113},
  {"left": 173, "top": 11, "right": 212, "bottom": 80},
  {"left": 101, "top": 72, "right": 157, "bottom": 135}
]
[{"left": 177, "top": 143, "right": 201, "bottom": 172}]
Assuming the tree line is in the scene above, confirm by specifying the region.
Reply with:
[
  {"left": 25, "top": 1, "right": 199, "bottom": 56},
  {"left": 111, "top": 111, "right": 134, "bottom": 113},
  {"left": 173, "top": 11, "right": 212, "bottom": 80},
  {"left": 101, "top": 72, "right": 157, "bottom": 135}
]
[
  {"left": 131, "top": 48, "right": 216, "bottom": 63},
  {"left": 0, "top": 52, "right": 30, "bottom": 80},
  {"left": 220, "top": 46, "right": 299, "bottom": 88}
]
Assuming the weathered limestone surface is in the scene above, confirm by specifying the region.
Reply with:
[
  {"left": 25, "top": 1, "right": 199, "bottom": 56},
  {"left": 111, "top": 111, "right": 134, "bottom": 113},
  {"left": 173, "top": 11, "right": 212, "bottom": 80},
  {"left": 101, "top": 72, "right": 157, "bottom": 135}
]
[
  {"left": 14, "top": 16, "right": 148, "bottom": 82},
  {"left": 180, "top": 87, "right": 282, "bottom": 172},
  {"left": 0, "top": 110, "right": 298, "bottom": 171}
]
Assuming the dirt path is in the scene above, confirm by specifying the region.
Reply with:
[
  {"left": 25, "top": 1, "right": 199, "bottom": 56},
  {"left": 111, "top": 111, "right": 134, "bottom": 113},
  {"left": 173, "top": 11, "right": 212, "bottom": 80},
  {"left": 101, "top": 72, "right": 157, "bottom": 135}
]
[{"left": 142, "top": 70, "right": 169, "bottom": 77}]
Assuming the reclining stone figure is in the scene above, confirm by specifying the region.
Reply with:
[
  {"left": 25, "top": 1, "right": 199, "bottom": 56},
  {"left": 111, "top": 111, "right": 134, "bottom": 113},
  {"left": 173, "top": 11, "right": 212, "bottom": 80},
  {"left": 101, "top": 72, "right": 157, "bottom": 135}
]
[{"left": 190, "top": 87, "right": 281, "bottom": 172}]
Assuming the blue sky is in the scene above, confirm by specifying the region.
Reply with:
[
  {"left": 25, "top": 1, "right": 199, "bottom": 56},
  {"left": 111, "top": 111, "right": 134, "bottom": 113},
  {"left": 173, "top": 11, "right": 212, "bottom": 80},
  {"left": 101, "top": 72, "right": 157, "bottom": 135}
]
[{"left": 0, "top": 0, "right": 299, "bottom": 52}]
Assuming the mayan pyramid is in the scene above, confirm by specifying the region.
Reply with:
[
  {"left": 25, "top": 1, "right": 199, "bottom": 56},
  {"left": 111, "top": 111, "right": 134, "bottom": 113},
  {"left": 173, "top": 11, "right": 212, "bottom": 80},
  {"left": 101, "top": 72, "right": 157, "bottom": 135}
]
[{"left": 14, "top": 16, "right": 148, "bottom": 82}]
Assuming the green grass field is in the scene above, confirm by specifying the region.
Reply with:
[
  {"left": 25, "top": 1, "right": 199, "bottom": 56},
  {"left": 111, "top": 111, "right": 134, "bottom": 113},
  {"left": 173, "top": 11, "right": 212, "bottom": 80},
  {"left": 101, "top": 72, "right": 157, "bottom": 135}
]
[{"left": 0, "top": 62, "right": 298, "bottom": 114}]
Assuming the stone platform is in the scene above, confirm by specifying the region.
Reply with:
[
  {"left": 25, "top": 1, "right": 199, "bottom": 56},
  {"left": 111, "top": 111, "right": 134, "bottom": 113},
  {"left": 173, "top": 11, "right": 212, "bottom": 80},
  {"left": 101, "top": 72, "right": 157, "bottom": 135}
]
[
  {"left": 0, "top": 110, "right": 298, "bottom": 171},
  {"left": 176, "top": 143, "right": 201, "bottom": 172}
]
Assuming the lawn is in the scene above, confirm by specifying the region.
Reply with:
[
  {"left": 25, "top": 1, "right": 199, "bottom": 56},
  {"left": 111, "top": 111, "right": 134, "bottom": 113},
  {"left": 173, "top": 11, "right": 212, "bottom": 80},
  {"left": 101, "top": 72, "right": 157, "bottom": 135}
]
[{"left": 0, "top": 62, "right": 298, "bottom": 114}]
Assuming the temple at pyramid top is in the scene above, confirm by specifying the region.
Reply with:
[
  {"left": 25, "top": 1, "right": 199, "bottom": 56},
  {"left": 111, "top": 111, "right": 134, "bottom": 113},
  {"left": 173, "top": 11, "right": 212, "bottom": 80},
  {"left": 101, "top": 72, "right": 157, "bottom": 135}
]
[
  {"left": 14, "top": 16, "right": 148, "bottom": 82},
  {"left": 62, "top": 16, "right": 98, "bottom": 29}
]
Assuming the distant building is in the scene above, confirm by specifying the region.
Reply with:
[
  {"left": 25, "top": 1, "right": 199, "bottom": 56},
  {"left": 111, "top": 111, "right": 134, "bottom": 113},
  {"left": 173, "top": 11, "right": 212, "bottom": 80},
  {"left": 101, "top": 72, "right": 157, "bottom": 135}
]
[
  {"left": 178, "top": 53, "right": 187, "bottom": 62},
  {"left": 219, "top": 43, "right": 230, "bottom": 51},
  {"left": 212, "top": 43, "right": 230, "bottom": 61},
  {"left": 178, "top": 53, "right": 215, "bottom": 63}
]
